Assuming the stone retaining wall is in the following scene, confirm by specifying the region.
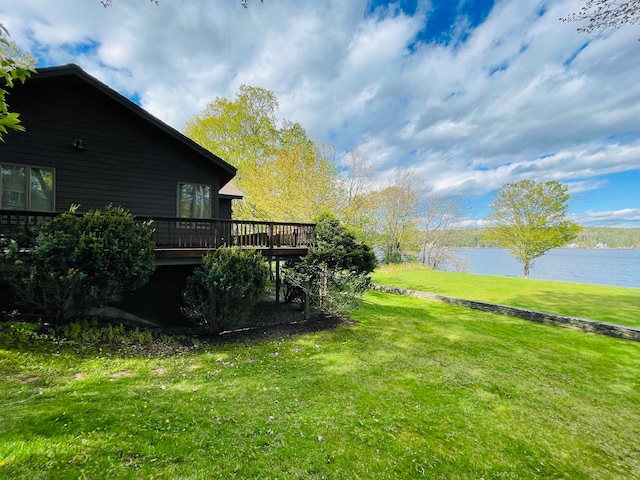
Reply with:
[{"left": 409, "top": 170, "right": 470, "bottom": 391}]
[{"left": 372, "top": 284, "right": 640, "bottom": 343}]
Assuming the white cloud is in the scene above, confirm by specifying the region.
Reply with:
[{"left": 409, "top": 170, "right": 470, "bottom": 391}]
[
  {"left": 572, "top": 209, "right": 640, "bottom": 228},
  {"left": 1, "top": 0, "right": 639, "bottom": 227}
]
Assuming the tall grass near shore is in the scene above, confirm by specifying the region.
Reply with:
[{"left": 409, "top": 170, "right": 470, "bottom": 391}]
[
  {"left": 1, "top": 288, "right": 639, "bottom": 478},
  {"left": 373, "top": 265, "right": 640, "bottom": 328}
]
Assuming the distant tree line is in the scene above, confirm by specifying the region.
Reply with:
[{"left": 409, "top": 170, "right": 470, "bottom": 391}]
[
  {"left": 441, "top": 227, "right": 640, "bottom": 249},
  {"left": 572, "top": 228, "right": 640, "bottom": 248}
]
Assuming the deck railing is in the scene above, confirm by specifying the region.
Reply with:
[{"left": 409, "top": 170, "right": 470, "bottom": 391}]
[
  {"left": 0, "top": 210, "right": 315, "bottom": 251},
  {"left": 138, "top": 216, "right": 315, "bottom": 250}
]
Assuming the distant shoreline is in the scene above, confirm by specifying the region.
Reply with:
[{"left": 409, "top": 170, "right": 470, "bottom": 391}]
[{"left": 445, "top": 227, "right": 640, "bottom": 250}]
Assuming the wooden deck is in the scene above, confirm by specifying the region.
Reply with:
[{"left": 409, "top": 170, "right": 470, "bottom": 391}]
[{"left": 0, "top": 210, "right": 315, "bottom": 263}]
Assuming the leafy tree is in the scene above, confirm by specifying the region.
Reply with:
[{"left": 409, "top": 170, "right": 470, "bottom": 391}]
[
  {"left": 561, "top": 0, "right": 640, "bottom": 35},
  {"left": 182, "top": 247, "right": 269, "bottom": 333},
  {"left": 283, "top": 213, "right": 377, "bottom": 316},
  {"left": 243, "top": 126, "right": 339, "bottom": 222},
  {"left": 184, "top": 86, "right": 338, "bottom": 222},
  {"left": 0, "top": 25, "right": 36, "bottom": 141},
  {"left": 0, "top": 205, "right": 156, "bottom": 323},
  {"left": 184, "top": 85, "right": 280, "bottom": 220},
  {"left": 375, "top": 168, "right": 423, "bottom": 264},
  {"left": 484, "top": 180, "right": 581, "bottom": 278},
  {"left": 184, "top": 84, "right": 279, "bottom": 172}
]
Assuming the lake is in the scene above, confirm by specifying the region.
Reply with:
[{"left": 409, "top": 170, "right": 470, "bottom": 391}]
[{"left": 447, "top": 248, "right": 640, "bottom": 289}]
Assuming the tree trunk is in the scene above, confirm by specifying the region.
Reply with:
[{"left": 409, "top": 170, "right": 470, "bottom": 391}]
[
  {"left": 320, "top": 265, "right": 328, "bottom": 310},
  {"left": 524, "top": 262, "right": 530, "bottom": 278}
]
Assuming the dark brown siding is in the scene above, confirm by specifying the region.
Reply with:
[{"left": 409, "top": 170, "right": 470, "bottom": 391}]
[
  {"left": 2, "top": 75, "right": 229, "bottom": 218},
  {"left": 219, "top": 198, "right": 233, "bottom": 219}
]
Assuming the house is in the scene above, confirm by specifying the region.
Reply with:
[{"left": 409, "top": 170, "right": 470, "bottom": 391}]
[
  {"left": 0, "top": 64, "right": 313, "bottom": 324},
  {"left": 2, "top": 64, "right": 241, "bottom": 219}
]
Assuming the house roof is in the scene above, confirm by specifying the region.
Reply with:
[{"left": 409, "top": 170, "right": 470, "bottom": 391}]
[
  {"left": 219, "top": 180, "right": 244, "bottom": 199},
  {"left": 28, "top": 64, "right": 237, "bottom": 180}
]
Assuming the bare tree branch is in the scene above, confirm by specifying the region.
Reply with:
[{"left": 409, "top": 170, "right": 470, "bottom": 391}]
[
  {"left": 101, "top": 0, "right": 158, "bottom": 6},
  {"left": 99, "top": 1, "right": 264, "bottom": 8},
  {"left": 242, "top": 0, "right": 265, "bottom": 8},
  {"left": 560, "top": 0, "right": 640, "bottom": 35}
]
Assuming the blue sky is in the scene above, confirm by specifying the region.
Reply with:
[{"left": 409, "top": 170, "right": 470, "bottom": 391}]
[{"left": 2, "top": 0, "right": 639, "bottom": 227}]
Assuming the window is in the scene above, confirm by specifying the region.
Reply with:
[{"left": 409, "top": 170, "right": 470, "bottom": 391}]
[
  {"left": 1, "top": 164, "right": 55, "bottom": 211},
  {"left": 178, "top": 183, "right": 211, "bottom": 219}
]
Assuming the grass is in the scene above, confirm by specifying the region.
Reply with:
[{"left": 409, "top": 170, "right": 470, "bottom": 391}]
[
  {"left": 2, "top": 289, "right": 640, "bottom": 479},
  {"left": 372, "top": 264, "right": 640, "bottom": 328}
]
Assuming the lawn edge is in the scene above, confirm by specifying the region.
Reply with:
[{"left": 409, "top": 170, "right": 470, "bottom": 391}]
[{"left": 371, "top": 284, "right": 640, "bottom": 342}]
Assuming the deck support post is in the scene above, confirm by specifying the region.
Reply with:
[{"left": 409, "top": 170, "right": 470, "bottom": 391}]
[
  {"left": 275, "top": 259, "right": 280, "bottom": 304},
  {"left": 304, "top": 279, "right": 311, "bottom": 321}
]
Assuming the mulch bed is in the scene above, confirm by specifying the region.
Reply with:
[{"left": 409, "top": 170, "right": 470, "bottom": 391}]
[
  {"left": 0, "top": 294, "right": 356, "bottom": 357},
  {"left": 166, "top": 294, "right": 355, "bottom": 344}
]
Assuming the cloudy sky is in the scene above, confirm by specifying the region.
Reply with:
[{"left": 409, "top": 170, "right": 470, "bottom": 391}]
[{"left": 2, "top": 0, "right": 639, "bottom": 227}]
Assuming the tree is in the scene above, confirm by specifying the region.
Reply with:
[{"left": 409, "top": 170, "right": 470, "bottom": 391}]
[
  {"left": 283, "top": 213, "right": 377, "bottom": 316},
  {"left": 560, "top": 0, "right": 640, "bottom": 35},
  {"left": 184, "top": 84, "right": 279, "bottom": 172},
  {"left": 338, "top": 149, "right": 378, "bottom": 243},
  {"left": 243, "top": 126, "right": 339, "bottom": 222},
  {"left": 419, "top": 195, "right": 473, "bottom": 271},
  {"left": 484, "top": 180, "right": 581, "bottom": 278},
  {"left": 375, "top": 168, "right": 423, "bottom": 264},
  {"left": 0, "top": 25, "right": 36, "bottom": 141},
  {"left": 184, "top": 86, "right": 338, "bottom": 222},
  {"left": 184, "top": 85, "right": 278, "bottom": 219}
]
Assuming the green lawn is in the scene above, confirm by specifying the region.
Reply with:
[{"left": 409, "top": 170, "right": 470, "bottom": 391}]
[
  {"left": 2, "top": 290, "right": 639, "bottom": 478},
  {"left": 372, "top": 265, "right": 640, "bottom": 328}
]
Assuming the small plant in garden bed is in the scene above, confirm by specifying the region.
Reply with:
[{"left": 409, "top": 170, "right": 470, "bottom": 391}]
[{"left": 0, "top": 317, "right": 200, "bottom": 357}]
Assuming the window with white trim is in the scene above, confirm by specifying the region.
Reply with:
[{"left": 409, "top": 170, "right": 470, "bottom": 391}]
[
  {"left": 1, "top": 163, "right": 55, "bottom": 211},
  {"left": 177, "top": 182, "right": 211, "bottom": 219}
]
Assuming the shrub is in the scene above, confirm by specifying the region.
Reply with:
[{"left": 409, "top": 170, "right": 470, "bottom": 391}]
[
  {"left": 182, "top": 247, "right": 269, "bottom": 333},
  {"left": 0, "top": 205, "right": 156, "bottom": 324},
  {"left": 283, "top": 213, "right": 377, "bottom": 316}
]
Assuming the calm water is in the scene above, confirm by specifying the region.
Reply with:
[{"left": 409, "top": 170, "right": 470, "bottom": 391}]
[{"left": 447, "top": 248, "right": 640, "bottom": 289}]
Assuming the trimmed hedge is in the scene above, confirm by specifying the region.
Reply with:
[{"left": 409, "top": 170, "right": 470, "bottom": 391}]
[
  {"left": 182, "top": 247, "right": 269, "bottom": 333},
  {"left": 0, "top": 205, "right": 155, "bottom": 324}
]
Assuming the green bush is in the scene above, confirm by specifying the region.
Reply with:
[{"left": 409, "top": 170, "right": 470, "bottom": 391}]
[
  {"left": 0, "top": 205, "right": 156, "bottom": 324},
  {"left": 182, "top": 247, "right": 269, "bottom": 333},
  {"left": 283, "top": 213, "right": 377, "bottom": 316}
]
